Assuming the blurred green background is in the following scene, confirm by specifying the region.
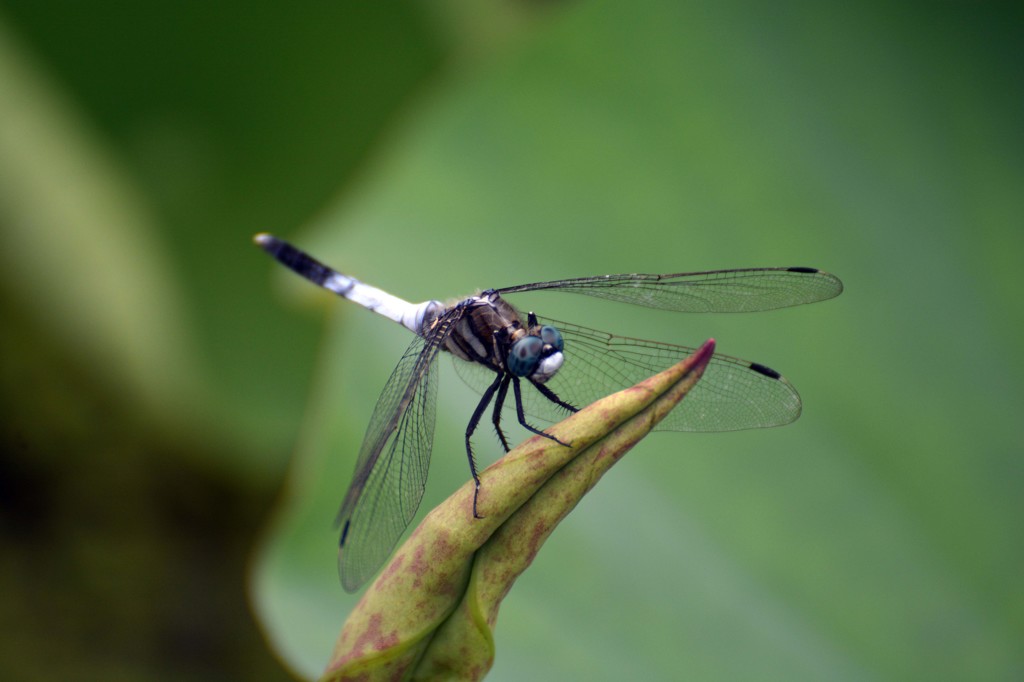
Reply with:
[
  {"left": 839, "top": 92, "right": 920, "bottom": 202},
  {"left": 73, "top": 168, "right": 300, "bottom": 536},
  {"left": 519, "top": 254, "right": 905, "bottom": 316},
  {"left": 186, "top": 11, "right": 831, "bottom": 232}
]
[{"left": 1, "top": 1, "right": 1021, "bottom": 680}]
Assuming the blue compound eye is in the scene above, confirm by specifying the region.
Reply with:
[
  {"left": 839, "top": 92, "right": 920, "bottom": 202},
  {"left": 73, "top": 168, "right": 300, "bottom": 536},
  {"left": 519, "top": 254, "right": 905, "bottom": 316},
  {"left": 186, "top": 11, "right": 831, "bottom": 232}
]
[
  {"left": 540, "top": 325, "right": 563, "bottom": 352},
  {"left": 508, "top": 335, "right": 543, "bottom": 377}
]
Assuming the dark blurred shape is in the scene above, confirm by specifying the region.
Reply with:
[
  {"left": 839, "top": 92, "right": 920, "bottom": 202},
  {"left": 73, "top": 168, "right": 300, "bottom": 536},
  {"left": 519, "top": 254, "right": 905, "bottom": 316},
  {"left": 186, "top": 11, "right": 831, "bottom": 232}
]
[{"left": 0, "top": 2, "right": 446, "bottom": 679}]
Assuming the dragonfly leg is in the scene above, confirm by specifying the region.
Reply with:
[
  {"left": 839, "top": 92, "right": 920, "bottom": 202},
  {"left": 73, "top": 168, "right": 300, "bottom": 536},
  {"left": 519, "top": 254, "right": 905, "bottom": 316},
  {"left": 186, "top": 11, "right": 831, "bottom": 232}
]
[
  {"left": 465, "top": 370, "right": 503, "bottom": 519},
  {"left": 512, "top": 377, "right": 571, "bottom": 447},
  {"left": 529, "top": 378, "right": 578, "bottom": 415},
  {"left": 490, "top": 373, "right": 513, "bottom": 452}
]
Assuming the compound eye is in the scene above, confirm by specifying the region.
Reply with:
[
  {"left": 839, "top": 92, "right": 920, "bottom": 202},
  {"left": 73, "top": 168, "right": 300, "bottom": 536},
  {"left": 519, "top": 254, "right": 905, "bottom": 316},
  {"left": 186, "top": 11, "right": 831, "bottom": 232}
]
[
  {"left": 540, "top": 325, "right": 563, "bottom": 352},
  {"left": 507, "top": 335, "right": 543, "bottom": 377}
]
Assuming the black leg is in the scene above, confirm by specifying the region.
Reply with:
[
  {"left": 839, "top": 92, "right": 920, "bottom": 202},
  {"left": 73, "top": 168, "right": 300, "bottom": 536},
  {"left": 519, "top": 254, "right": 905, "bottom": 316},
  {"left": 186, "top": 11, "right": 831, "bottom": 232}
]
[
  {"left": 491, "top": 373, "right": 513, "bottom": 452},
  {"left": 513, "top": 376, "right": 571, "bottom": 448},
  {"left": 465, "top": 371, "right": 503, "bottom": 519},
  {"left": 530, "top": 378, "right": 578, "bottom": 415}
]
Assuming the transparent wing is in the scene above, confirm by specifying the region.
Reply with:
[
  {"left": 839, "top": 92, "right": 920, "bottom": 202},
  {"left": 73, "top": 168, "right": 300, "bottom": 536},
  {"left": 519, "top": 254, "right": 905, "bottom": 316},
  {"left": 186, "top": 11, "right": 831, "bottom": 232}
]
[
  {"left": 335, "top": 311, "right": 456, "bottom": 592},
  {"left": 454, "top": 317, "right": 801, "bottom": 433},
  {"left": 495, "top": 267, "right": 843, "bottom": 313}
]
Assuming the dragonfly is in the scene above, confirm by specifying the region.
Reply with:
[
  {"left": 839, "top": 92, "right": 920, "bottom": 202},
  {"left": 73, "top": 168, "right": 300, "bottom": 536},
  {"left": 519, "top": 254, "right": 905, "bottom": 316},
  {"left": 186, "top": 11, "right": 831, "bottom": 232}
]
[{"left": 255, "top": 233, "right": 843, "bottom": 592}]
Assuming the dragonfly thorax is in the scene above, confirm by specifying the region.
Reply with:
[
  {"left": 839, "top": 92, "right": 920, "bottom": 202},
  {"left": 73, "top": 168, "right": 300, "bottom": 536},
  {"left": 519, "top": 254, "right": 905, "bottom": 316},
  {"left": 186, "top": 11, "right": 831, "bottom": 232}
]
[{"left": 441, "top": 293, "right": 565, "bottom": 384}]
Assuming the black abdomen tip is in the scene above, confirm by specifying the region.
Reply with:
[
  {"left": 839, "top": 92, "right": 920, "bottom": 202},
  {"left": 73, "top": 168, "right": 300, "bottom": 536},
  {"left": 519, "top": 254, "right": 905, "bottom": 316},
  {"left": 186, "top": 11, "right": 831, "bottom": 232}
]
[
  {"left": 254, "top": 232, "right": 287, "bottom": 258},
  {"left": 255, "top": 234, "right": 333, "bottom": 285}
]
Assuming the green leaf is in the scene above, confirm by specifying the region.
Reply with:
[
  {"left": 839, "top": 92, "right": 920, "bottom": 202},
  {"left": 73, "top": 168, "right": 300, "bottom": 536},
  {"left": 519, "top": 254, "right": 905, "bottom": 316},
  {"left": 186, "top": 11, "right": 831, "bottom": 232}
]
[{"left": 320, "top": 342, "right": 714, "bottom": 681}]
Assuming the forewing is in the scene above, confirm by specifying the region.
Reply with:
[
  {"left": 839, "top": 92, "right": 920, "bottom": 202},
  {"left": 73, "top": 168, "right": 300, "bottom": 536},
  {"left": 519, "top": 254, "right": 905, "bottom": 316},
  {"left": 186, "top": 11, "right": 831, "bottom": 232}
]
[
  {"left": 496, "top": 267, "right": 843, "bottom": 313},
  {"left": 335, "top": 319, "right": 450, "bottom": 592},
  {"left": 453, "top": 317, "right": 801, "bottom": 432}
]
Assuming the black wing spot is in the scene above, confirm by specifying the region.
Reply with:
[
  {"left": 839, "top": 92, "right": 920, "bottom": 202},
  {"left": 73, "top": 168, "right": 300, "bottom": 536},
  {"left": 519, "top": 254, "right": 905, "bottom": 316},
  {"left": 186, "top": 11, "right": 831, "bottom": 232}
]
[
  {"left": 339, "top": 519, "right": 351, "bottom": 547},
  {"left": 786, "top": 266, "right": 819, "bottom": 274},
  {"left": 749, "top": 362, "right": 782, "bottom": 379}
]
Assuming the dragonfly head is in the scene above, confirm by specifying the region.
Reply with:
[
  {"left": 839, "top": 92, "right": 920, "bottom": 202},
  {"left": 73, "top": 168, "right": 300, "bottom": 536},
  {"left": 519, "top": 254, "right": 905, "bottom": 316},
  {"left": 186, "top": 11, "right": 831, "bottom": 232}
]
[{"left": 507, "top": 324, "right": 564, "bottom": 384}]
